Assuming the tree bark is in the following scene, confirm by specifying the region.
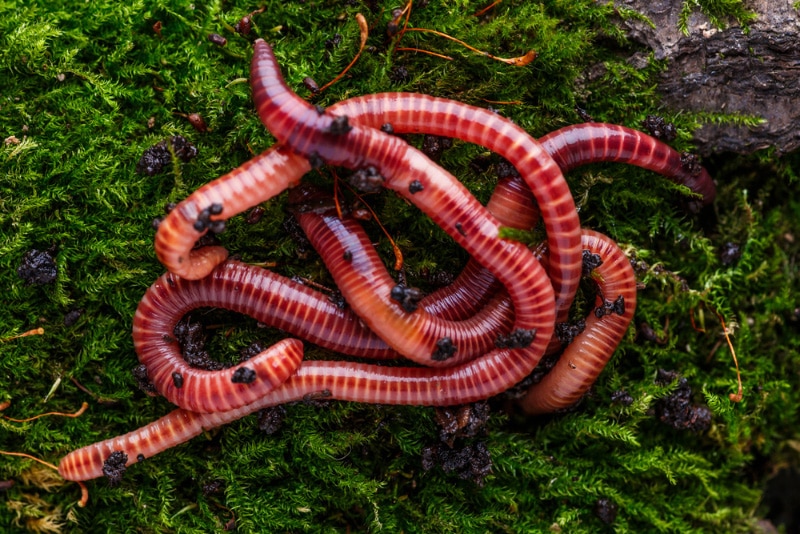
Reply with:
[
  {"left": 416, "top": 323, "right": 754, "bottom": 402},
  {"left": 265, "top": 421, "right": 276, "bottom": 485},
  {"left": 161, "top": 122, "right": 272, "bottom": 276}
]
[{"left": 609, "top": 0, "right": 800, "bottom": 155}]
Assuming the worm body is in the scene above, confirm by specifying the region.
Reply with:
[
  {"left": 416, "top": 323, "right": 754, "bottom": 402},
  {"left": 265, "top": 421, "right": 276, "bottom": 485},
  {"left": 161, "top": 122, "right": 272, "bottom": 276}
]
[
  {"left": 520, "top": 230, "right": 638, "bottom": 414},
  {"left": 59, "top": 40, "right": 717, "bottom": 485}
]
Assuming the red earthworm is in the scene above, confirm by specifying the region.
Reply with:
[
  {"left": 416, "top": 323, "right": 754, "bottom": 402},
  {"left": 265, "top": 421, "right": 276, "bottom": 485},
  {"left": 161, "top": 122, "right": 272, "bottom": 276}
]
[
  {"left": 520, "top": 229, "right": 638, "bottom": 414},
  {"left": 58, "top": 225, "right": 636, "bottom": 482},
  {"left": 290, "top": 184, "right": 515, "bottom": 365},
  {"left": 154, "top": 144, "right": 310, "bottom": 280},
  {"left": 250, "top": 40, "right": 556, "bottom": 368},
  {"left": 331, "top": 95, "right": 715, "bottom": 206},
  {"left": 538, "top": 123, "right": 716, "bottom": 206},
  {"left": 250, "top": 39, "right": 581, "bottom": 322}
]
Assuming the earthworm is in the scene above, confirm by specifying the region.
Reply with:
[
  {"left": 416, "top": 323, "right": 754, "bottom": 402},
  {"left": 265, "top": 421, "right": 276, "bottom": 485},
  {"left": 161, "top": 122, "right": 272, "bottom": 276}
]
[
  {"left": 290, "top": 184, "right": 517, "bottom": 365},
  {"left": 249, "top": 39, "right": 556, "bottom": 366},
  {"left": 538, "top": 123, "right": 716, "bottom": 206},
  {"left": 58, "top": 225, "right": 634, "bottom": 482},
  {"left": 520, "top": 229, "right": 638, "bottom": 414},
  {"left": 59, "top": 39, "right": 717, "bottom": 484},
  {"left": 250, "top": 39, "right": 580, "bottom": 322},
  {"left": 154, "top": 144, "right": 310, "bottom": 280}
]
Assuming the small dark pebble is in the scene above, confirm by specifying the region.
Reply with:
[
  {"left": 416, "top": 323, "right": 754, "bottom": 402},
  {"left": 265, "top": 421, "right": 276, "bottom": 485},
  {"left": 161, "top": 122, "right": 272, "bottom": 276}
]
[
  {"left": 582, "top": 249, "right": 603, "bottom": 277},
  {"left": 719, "top": 242, "right": 742, "bottom": 266},
  {"left": 63, "top": 308, "right": 84, "bottom": 326},
  {"left": 421, "top": 441, "right": 492, "bottom": 486},
  {"left": 348, "top": 166, "right": 384, "bottom": 193},
  {"left": 680, "top": 152, "right": 703, "bottom": 176},
  {"left": 610, "top": 389, "right": 634, "bottom": 406},
  {"left": 595, "top": 295, "right": 625, "bottom": 318},
  {"left": 642, "top": 115, "right": 677, "bottom": 142},
  {"left": 257, "top": 405, "right": 287, "bottom": 435},
  {"left": 172, "top": 372, "right": 184, "bottom": 389},
  {"left": 174, "top": 316, "right": 224, "bottom": 371},
  {"left": 594, "top": 497, "right": 619, "bottom": 524},
  {"left": 327, "top": 115, "right": 352, "bottom": 135},
  {"left": 408, "top": 180, "right": 424, "bottom": 194},
  {"left": 325, "top": 33, "right": 342, "bottom": 50},
  {"left": 136, "top": 135, "right": 198, "bottom": 176},
  {"left": 133, "top": 364, "right": 157, "bottom": 394},
  {"left": 231, "top": 367, "right": 256, "bottom": 384},
  {"left": 17, "top": 248, "right": 57, "bottom": 285},
  {"left": 390, "top": 283, "right": 424, "bottom": 313},
  {"left": 555, "top": 319, "right": 586, "bottom": 346},
  {"left": 102, "top": 451, "right": 128, "bottom": 487},
  {"left": 654, "top": 369, "right": 712, "bottom": 432},
  {"left": 420, "top": 134, "right": 452, "bottom": 162},
  {"left": 239, "top": 340, "right": 268, "bottom": 362},
  {"left": 431, "top": 337, "right": 457, "bottom": 361},
  {"left": 389, "top": 65, "right": 410, "bottom": 83},
  {"left": 495, "top": 159, "right": 521, "bottom": 180},
  {"left": 202, "top": 479, "right": 224, "bottom": 496},
  {"left": 495, "top": 328, "right": 536, "bottom": 349}
]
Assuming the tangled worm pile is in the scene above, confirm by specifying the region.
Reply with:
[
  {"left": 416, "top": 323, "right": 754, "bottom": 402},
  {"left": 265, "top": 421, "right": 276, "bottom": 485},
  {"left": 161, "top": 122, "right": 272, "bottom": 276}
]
[{"left": 58, "top": 40, "right": 715, "bottom": 482}]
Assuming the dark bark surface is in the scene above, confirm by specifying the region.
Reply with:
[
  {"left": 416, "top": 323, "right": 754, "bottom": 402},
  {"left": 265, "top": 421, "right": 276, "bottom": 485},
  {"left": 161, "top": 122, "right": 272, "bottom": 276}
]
[{"left": 610, "top": 0, "right": 800, "bottom": 155}]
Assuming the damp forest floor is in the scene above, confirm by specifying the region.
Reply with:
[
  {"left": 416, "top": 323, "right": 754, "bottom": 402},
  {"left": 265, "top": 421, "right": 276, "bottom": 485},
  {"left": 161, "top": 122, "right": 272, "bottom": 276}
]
[{"left": 1, "top": 1, "right": 799, "bottom": 533}]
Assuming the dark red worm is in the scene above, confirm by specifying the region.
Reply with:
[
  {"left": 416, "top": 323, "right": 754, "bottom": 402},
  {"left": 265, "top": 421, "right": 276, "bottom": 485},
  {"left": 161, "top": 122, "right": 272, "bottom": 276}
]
[
  {"left": 58, "top": 41, "right": 716, "bottom": 483},
  {"left": 250, "top": 39, "right": 580, "bottom": 322},
  {"left": 249, "top": 40, "right": 556, "bottom": 369},
  {"left": 290, "top": 185, "right": 519, "bottom": 365},
  {"left": 520, "top": 229, "right": 638, "bottom": 414},
  {"left": 57, "top": 225, "right": 634, "bottom": 482}
]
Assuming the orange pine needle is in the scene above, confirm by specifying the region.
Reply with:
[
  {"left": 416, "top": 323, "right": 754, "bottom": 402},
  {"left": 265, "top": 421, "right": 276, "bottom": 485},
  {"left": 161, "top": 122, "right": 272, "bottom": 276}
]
[
  {"left": 394, "top": 47, "right": 453, "bottom": 61},
  {"left": 689, "top": 306, "right": 706, "bottom": 333},
  {"left": 716, "top": 313, "right": 744, "bottom": 403},
  {"left": 317, "top": 13, "right": 369, "bottom": 94},
  {"left": 1, "top": 327, "right": 45, "bottom": 342},
  {"left": 339, "top": 181, "right": 405, "bottom": 271},
  {"left": 404, "top": 27, "right": 536, "bottom": 66},
  {"left": 474, "top": 0, "right": 504, "bottom": 17},
  {"left": 3, "top": 402, "right": 89, "bottom": 423}
]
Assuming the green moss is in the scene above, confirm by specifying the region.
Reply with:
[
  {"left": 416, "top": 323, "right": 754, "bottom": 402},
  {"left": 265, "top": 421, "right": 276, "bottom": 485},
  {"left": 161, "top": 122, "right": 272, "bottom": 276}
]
[
  {"left": 1, "top": 1, "right": 797, "bottom": 532},
  {"left": 678, "top": 0, "right": 758, "bottom": 34}
]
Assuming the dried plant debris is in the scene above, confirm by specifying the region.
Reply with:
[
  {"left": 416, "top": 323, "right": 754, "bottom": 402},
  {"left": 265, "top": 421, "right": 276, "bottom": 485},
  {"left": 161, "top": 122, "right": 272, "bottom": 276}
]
[
  {"left": 173, "top": 315, "right": 223, "bottom": 371},
  {"left": 642, "top": 115, "right": 677, "bottom": 142},
  {"left": 433, "top": 401, "right": 491, "bottom": 447}
]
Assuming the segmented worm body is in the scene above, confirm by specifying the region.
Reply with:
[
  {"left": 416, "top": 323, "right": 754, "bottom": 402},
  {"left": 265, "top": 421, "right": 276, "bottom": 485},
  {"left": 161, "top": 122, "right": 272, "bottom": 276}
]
[
  {"left": 251, "top": 40, "right": 557, "bottom": 373},
  {"left": 58, "top": 39, "right": 715, "bottom": 484}
]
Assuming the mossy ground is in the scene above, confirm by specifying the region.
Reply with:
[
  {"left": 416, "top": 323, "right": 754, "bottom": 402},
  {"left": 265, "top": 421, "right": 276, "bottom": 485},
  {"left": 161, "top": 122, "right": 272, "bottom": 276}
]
[{"left": 1, "top": 1, "right": 798, "bottom": 532}]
